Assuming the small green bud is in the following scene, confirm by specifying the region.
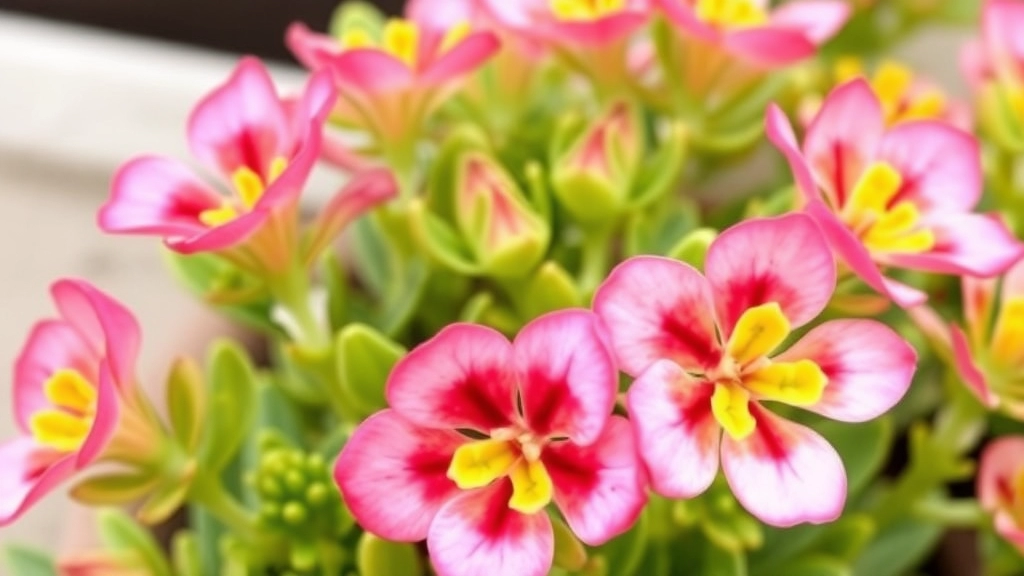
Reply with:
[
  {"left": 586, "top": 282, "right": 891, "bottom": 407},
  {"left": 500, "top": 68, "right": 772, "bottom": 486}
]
[{"left": 283, "top": 501, "right": 308, "bottom": 525}]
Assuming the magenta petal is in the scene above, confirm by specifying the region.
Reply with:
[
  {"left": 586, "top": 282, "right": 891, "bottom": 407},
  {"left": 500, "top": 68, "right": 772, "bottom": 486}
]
[
  {"left": 877, "top": 121, "right": 981, "bottom": 212},
  {"left": 165, "top": 209, "right": 270, "bottom": 255},
  {"left": 514, "top": 310, "right": 617, "bottom": 446},
  {"left": 776, "top": 320, "right": 916, "bottom": 422},
  {"left": 984, "top": 0, "right": 1024, "bottom": 65},
  {"left": 1002, "top": 258, "right": 1024, "bottom": 301},
  {"left": 543, "top": 416, "right": 647, "bottom": 546},
  {"left": 978, "top": 436, "right": 1024, "bottom": 511},
  {"left": 0, "top": 438, "right": 77, "bottom": 526},
  {"left": 387, "top": 323, "right": 517, "bottom": 432},
  {"left": 539, "top": 12, "right": 650, "bottom": 47},
  {"left": 407, "top": 0, "right": 481, "bottom": 28},
  {"left": 335, "top": 410, "right": 464, "bottom": 542},
  {"left": 885, "top": 213, "right": 1024, "bottom": 278},
  {"left": 14, "top": 321, "right": 96, "bottom": 433},
  {"left": 421, "top": 31, "right": 500, "bottom": 87},
  {"left": 656, "top": 0, "right": 720, "bottom": 42},
  {"left": 187, "top": 57, "right": 290, "bottom": 178},
  {"left": 804, "top": 200, "right": 928, "bottom": 308},
  {"left": 304, "top": 168, "right": 398, "bottom": 262},
  {"left": 327, "top": 49, "right": 415, "bottom": 94},
  {"left": 803, "top": 79, "right": 884, "bottom": 207},
  {"left": 594, "top": 256, "right": 720, "bottom": 377},
  {"left": 706, "top": 213, "right": 836, "bottom": 335},
  {"left": 76, "top": 362, "right": 120, "bottom": 467},
  {"left": 765, "top": 104, "right": 820, "bottom": 201},
  {"left": 724, "top": 28, "right": 816, "bottom": 68},
  {"left": 428, "top": 481, "right": 554, "bottom": 576},
  {"left": 51, "top": 279, "right": 141, "bottom": 394},
  {"left": 626, "top": 360, "right": 719, "bottom": 499},
  {"left": 950, "top": 325, "right": 998, "bottom": 408},
  {"left": 290, "top": 69, "right": 338, "bottom": 139},
  {"left": 285, "top": 22, "right": 341, "bottom": 71},
  {"left": 99, "top": 156, "right": 219, "bottom": 238},
  {"left": 721, "top": 407, "right": 846, "bottom": 527},
  {"left": 769, "top": 1, "right": 849, "bottom": 44}
]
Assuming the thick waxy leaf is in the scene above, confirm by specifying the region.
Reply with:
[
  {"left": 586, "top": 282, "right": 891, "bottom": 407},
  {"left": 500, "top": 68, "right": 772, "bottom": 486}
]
[
  {"left": 335, "top": 323, "right": 406, "bottom": 417},
  {"left": 199, "top": 340, "right": 259, "bottom": 472},
  {"left": 356, "top": 533, "right": 423, "bottom": 576},
  {"left": 98, "top": 509, "right": 174, "bottom": 576},
  {"left": 5, "top": 546, "right": 57, "bottom": 576},
  {"left": 166, "top": 356, "right": 206, "bottom": 453},
  {"left": 71, "top": 468, "right": 159, "bottom": 505}
]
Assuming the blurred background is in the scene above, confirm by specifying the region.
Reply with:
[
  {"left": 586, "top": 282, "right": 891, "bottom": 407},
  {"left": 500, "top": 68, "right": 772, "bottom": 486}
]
[{"left": 0, "top": 0, "right": 973, "bottom": 570}]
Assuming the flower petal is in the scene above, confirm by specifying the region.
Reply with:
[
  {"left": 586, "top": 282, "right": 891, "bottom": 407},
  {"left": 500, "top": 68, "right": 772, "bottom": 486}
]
[
  {"left": 387, "top": 323, "right": 517, "bottom": 432},
  {"left": 514, "top": 310, "right": 617, "bottom": 446},
  {"left": 428, "top": 481, "right": 554, "bottom": 576},
  {"left": 724, "top": 28, "right": 816, "bottom": 68},
  {"left": 0, "top": 438, "right": 77, "bottom": 526},
  {"left": 656, "top": 0, "right": 720, "bottom": 42},
  {"left": 769, "top": 1, "right": 849, "bottom": 45},
  {"left": 326, "top": 49, "right": 415, "bottom": 94},
  {"left": 99, "top": 156, "right": 220, "bottom": 239},
  {"left": 803, "top": 79, "right": 884, "bottom": 208},
  {"left": 884, "top": 213, "right": 1024, "bottom": 278},
  {"left": 594, "top": 256, "right": 720, "bottom": 376},
  {"left": 876, "top": 121, "right": 981, "bottom": 212},
  {"left": 706, "top": 213, "right": 835, "bottom": 336},
  {"left": 978, "top": 436, "right": 1024, "bottom": 511},
  {"left": 303, "top": 168, "right": 398, "bottom": 263},
  {"left": 984, "top": 0, "right": 1024, "bottom": 66},
  {"left": 721, "top": 406, "right": 846, "bottom": 527},
  {"left": 335, "top": 410, "right": 464, "bottom": 542},
  {"left": 187, "top": 57, "right": 290, "bottom": 178},
  {"left": 75, "top": 362, "right": 120, "bottom": 467},
  {"left": 538, "top": 12, "right": 650, "bottom": 47},
  {"left": 14, "top": 321, "right": 97, "bottom": 433},
  {"left": 775, "top": 320, "right": 916, "bottom": 422},
  {"left": 285, "top": 22, "right": 342, "bottom": 70},
  {"left": 51, "top": 279, "right": 141, "bottom": 394},
  {"left": 1002, "top": 258, "right": 1024, "bottom": 302},
  {"left": 950, "top": 325, "right": 998, "bottom": 408},
  {"left": 165, "top": 209, "right": 271, "bottom": 254},
  {"left": 421, "top": 31, "right": 500, "bottom": 86},
  {"left": 543, "top": 416, "right": 647, "bottom": 545},
  {"left": 407, "top": 0, "right": 481, "bottom": 28},
  {"left": 626, "top": 359, "right": 719, "bottom": 499},
  {"left": 765, "top": 104, "right": 820, "bottom": 201}
]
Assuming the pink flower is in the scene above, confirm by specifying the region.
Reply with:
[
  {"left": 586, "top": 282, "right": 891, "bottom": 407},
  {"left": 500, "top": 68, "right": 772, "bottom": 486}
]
[
  {"left": 335, "top": 310, "right": 646, "bottom": 576},
  {"left": 978, "top": 436, "right": 1024, "bottom": 553},
  {"left": 767, "top": 79, "right": 1024, "bottom": 308},
  {"left": 0, "top": 279, "right": 140, "bottom": 525},
  {"left": 286, "top": 16, "right": 498, "bottom": 146},
  {"left": 658, "top": 0, "right": 849, "bottom": 68},
  {"left": 480, "top": 0, "right": 651, "bottom": 47},
  {"left": 911, "top": 258, "right": 1024, "bottom": 416},
  {"left": 593, "top": 214, "right": 917, "bottom": 527},
  {"left": 961, "top": 0, "right": 1024, "bottom": 149}
]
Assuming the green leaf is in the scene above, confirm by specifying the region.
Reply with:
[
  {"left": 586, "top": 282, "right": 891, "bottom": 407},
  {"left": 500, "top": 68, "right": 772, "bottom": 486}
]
[
  {"left": 816, "top": 515, "right": 876, "bottom": 561},
  {"left": 553, "top": 516, "right": 588, "bottom": 571},
  {"left": 629, "top": 121, "right": 688, "bottom": 209},
  {"left": 172, "top": 531, "right": 203, "bottom": 576},
  {"left": 328, "top": 0, "right": 385, "bottom": 39},
  {"left": 137, "top": 474, "right": 193, "bottom": 525},
  {"left": 167, "top": 357, "right": 206, "bottom": 453},
  {"left": 668, "top": 228, "right": 717, "bottom": 270},
  {"left": 701, "top": 541, "right": 748, "bottom": 576},
  {"left": 769, "top": 555, "right": 852, "bottom": 576},
  {"left": 852, "top": 519, "right": 942, "bottom": 576},
  {"left": 98, "top": 509, "right": 174, "bottom": 576},
  {"left": 323, "top": 252, "right": 351, "bottom": 331},
  {"left": 5, "top": 546, "right": 57, "bottom": 576},
  {"left": 378, "top": 255, "right": 430, "bottom": 337},
  {"left": 199, "top": 340, "right": 259, "bottom": 472},
  {"left": 521, "top": 261, "right": 583, "bottom": 319},
  {"left": 351, "top": 216, "right": 391, "bottom": 298},
  {"left": 817, "top": 417, "right": 893, "bottom": 496},
  {"left": 336, "top": 324, "right": 407, "bottom": 416},
  {"left": 70, "top": 468, "right": 159, "bottom": 505},
  {"left": 409, "top": 199, "right": 483, "bottom": 276},
  {"left": 356, "top": 533, "right": 423, "bottom": 576}
]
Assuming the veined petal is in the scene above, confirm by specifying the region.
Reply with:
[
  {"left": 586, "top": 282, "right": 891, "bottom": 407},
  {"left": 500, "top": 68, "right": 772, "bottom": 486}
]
[
  {"left": 335, "top": 410, "right": 464, "bottom": 542},
  {"left": 513, "top": 310, "right": 617, "bottom": 446},
  {"left": 407, "top": 0, "right": 481, "bottom": 29},
  {"left": 724, "top": 27, "right": 816, "bottom": 68},
  {"left": 721, "top": 406, "right": 846, "bottom": 527},
  {"left": 544, "top": 416, "right": 647, "bottom": 545},
  {"left": 769, "top": 1, "right": 849, "bottom": 44},
  {"left": 428, "top": 481, "right": 554, "bottom": 576},
  {"left": 51, "top": 279, "right": 141, "bottom": 394},
  {"left": 164, "top": 209, "right": 271, "bottom": 254},
  {"left": 75, "top": 362, "right": 121, "bottom": 467},
  {"left": 0, "top": 438, "right": 77, "bottom": 526},
  {"left": 876, "top": 121, "right": 981, "bottom": 212},
  {"left": 885, "top": 213, "right": 1024, "bottom": 278},
  {"left": 978, "top": 436, "right": 1024, "bottom": 511},
  {"left": 421, "top": 31, "right": 500, "bottom": 86},
  {"left": 626, "top": 360, "right": 719, "bottom": 499},
  {"left": 804, "top": 199, "right": 928, "bottom": 308},
  {"left": 99, "top": 156, "right": 221, "bottom": 238},
  {"left": 326, "top": 49, "right": 415, "bottom": 94},
  {"left": 187, "top": 57, "right": 290, "bottom": 179},
  {"left": 950, "top": 325, "right": 998, "bottom": 408},
  {"left": 765, "top": 104, "right": 820, "bottom": 201},
  {"left": 593, "top": 256, "right": 720, "bottom": 377},
  {"left": 706, "top": 214, "right": 835, "bottom": 337},
  {"left": 803, "top": 79, "right": 884, "bottom": 207},
  {"left": 775, "top": 320, "right": 916, "bottom": 421},
  {"left": 14, "top": 321, "right": 97, "bottom": 434},
  {"left": 387, "top": 323, "right": 517, "bottom": 432}
]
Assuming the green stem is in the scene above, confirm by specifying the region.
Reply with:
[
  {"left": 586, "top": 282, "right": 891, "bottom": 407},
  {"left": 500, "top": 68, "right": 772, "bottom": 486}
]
[
  {"left": 268, "top": 267, "right": 328, "bottom": 352},
  {"left": 191, "top": 476, "right": 256, "bottom": 540},
  {"left": 579, "top": 227, "right": 615, "bottom": 298}
]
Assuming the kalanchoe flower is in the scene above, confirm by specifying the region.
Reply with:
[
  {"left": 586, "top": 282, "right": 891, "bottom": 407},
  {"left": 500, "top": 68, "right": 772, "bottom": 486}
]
[
  {"left": 99, "top": 57, "right": 394, "bottom": 272},
  {"left": 335, "top": 310, "right": 646, "bottom": 576},
  {"left": 286, "top": 14, "right": 499, "bottom": 152},
  {"left": 594, "top": 214, "right": 917, "bottom": 526},
  {"left": 658, "top": 0, "right": 849, "bottom": 68},
  {"left": 962, "top": 0, "right": 1024, "bottom": 151},
  {"left": 978, "top": 436, "right": 1024, "bottom": 552},
  {"left": 0, "top": 279, "right": 140, "bottom": 525},
  {"left": 767, "top": 79, "right": 1024, "bottom": 307}
]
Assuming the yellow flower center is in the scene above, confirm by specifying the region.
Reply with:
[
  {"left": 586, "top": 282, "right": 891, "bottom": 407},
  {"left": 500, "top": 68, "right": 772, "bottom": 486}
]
[
  {"left": 340, "top": 19, "right": 470, "bottom": 68},
  {"left": 840, "top": 162, "right": 935, "bottom": 255},
  {"left": 550, "top": 0, "right": 626, "bottom": 20},
  {"left": 694, "top": 0, "right": 768, "bottom": 28},
  {"left": 199, "top": 157, "right": 288, "bottom": 227},
  {"left": 708, "top": 303, "right": 828, "bottom": 440},
  {"left": 835, "top": 58, "right": 949, "bottom": 125},
  {"left": 447, "top": 433, "right": 554, "bottom": 515},
  {"left": 29, "top": 369, "right": 98, "bottom": 453},
  {"left": 993, "top": 297, "right": 1024, "bottom": 368}
]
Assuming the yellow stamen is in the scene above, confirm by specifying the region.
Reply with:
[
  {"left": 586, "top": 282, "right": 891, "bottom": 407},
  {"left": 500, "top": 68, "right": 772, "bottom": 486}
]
[
  {"left": 440, "top": 22, "right": 472, "bottom": 54},
  {"left": 842, "top": 162, "right": 935, "bottom": 255},
  {"left": 383, "top": 20, "right": 420, "bottom": 67},
  {"left": 743, "top": 360, "right": 828, "bottom": 406},
  {"left": 231, "top": 166, "right": 265, "bottom": 209},
  {"left": 268, "top": 157, "right": 288, "bottom": 182},
  {"left": 726, "top": 302, "right": 791, "bottom": 366},
  {"left": 873, "top": 61, "right": 914, "bottom": 106},
  {"left": 30, "top": 410, "right": 91, "bottom": 453},
  {"left": 695, "top": 0, "right": 768, "bottom": 27},
  {"left": 900, "top": 90, "right": 947, "bottom": 122},
  {"left": 43, "top": 369, "right": 96, "bottom": 414},
  {"left": 844, "top": 162, "right": 903, "bottom": 219},
  {"left": 862, "top": 202, "right": 936, "bottom": 254},
  {"left": 198, "top": 204, "right": 239, "bottom": 227},
  {"left": 711, "top": 383, "right": 756, "bottom": 440},
  {"left": 447, "top": 439, "right": 519, "bottom": 489},
  {"left": 508, "top": 459, "right": 554, "bottom": 514},
  {"left": 550, "top": 0, "right": 625, "bottom": 20},
  {"left": 993, "top": 297, "right": 1024, "bottom": 366},
  {"left": 834, "top": 57, "right": 865, "bottom": 84},
  {"left": 341, "top": 28, "right": 374, "bottom": 49}
]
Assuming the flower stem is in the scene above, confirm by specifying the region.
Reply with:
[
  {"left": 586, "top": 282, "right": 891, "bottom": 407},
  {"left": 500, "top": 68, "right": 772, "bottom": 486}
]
[{"left": 191, "top": 476, "right": 256, "bottom": 540}]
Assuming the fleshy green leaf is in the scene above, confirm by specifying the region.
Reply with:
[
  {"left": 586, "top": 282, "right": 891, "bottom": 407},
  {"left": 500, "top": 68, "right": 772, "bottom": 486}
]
[
  {"left": 521, "top": 261, "right": 583, "bottom": 319},
  {"left": 4, "top": 546, "right": 57, "bottom": 576},
  {"left": 552, "top": 516, "right": 588, "bottom": 571},
  {"left": 336, "top": 324, "right": 406, "bottom": 416},
  {"left": 167, "top": 356, "right": 206, "bottom": 453},
  {"left": 199, "top": 340, "right": 259, "bottom": 472},
  {"left": 817, "top": 417, "right": 893, "bottom": 496},
  {"left": 70, "top": 468, "right": 159, "bottom": 506},
  {"left": 328, "top": 0, "right": 385, "bottom": 40},
  {"left": 852, "top": 519, "right": 942, "bottom": 576},
  {"left": 98, "top": 509, "right": 174, "bottom": 576},
  {"left": 137, "top": 474, "right": 194, "bottom": 525},
  {"left": 668, "top": 228, "right": 717, "bottom": 270},
  {"left": 172, "top": 531, "right": 203, "bottom": 576},
  {"left": 769, "top": 555, "right": 852, "bottom": 576},
  {"left": 356, "top": 533, "right": 423, "bottom": 576}
]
